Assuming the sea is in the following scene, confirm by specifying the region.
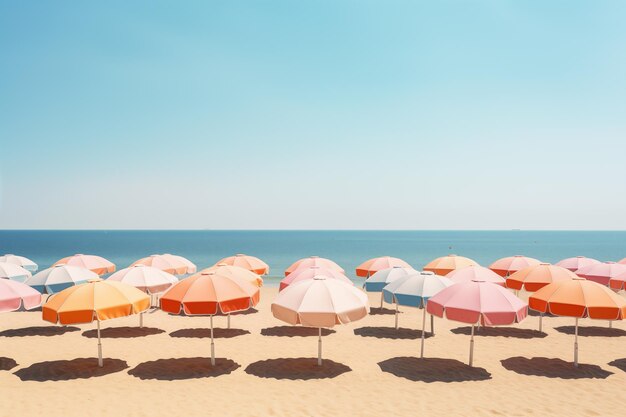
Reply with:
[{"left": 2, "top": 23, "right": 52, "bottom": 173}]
[{"left": 1, "top": 230, "right": 625, "bottom": 286}]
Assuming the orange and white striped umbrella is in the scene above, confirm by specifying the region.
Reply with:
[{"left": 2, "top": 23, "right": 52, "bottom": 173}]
[
  {"left": 214, "top": 254, "right": 269, "bottom": 275},
  {"left": 54, "top": 254, "right": 115, "bottom": 276},
  {"left": 423, "top": 254, "right": 477, "bottom": 276}
]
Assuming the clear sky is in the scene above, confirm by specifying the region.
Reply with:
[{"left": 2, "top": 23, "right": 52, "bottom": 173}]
[{"left": 1, "top": 1, "right": 625, "bottom": 230}]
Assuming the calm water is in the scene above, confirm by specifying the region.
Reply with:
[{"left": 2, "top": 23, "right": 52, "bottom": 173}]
[{"left": 1, "top": 230, "right": 625, "bottom": 286}]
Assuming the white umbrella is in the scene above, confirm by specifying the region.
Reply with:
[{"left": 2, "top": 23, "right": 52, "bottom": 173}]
[
  {"left": 0, "top": 254, "right": 38, "bottom": 272},
  {"left": 0, "top": 262, "right": 32, "bottom": 283},
  {"left": 25, "top": 264, "right": 100, "bottom": 294}
]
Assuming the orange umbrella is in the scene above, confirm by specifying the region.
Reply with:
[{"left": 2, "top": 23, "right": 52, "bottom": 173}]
[
  {"left": 423, "top": 254, "right": 477, "bottom": 276},
  {"left": 285, "top": 256, "right": 345, "bottom": 276},
  {"left": 529, "top": 278, "right": 626, "bottom": 367},
  {"left": 214, "top": 254, "right": 269, "bottom": 275},
  {"left": 43, "top": 280, "right": 150, "bottom": 367},
  {"left": 54, "top": 254, "right": 116, "bottom": 276},
  {"left": 132, "top": 254, "right": 196, "bottom": 275},
  {"left": 489, "top": 255, "right": 541, "bottom": 277},
  {"left": 160, "top": 271, "right": 260, "bottom": 365},
  {"left": 201, "top": 264, "right": 263, "bottom": 287},
  {"left": 356, "top": 256, "right": 411, "bottom": 278}
]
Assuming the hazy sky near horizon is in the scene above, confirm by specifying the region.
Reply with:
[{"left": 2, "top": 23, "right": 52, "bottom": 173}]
[{"left": 1, "top": 1, "right": 625, "bottom": 230}]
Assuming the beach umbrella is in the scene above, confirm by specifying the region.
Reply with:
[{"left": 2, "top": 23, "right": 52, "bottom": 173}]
[
  {"left": 202, "top": 264, "right": 263, "bottom": 287},
  {"left": 356, "top": 256, "right": 411, "bottom": 278},
  {"left": 272, "top": 275, "right": 368, "bottom": 365},
  {"left": 382, "top": 271, "right": 453, "bottom": 358},
  {"left": 0, "top": 262, "right": 32, "bottom": 283},
  {"left": 107, "top": 265, "right": 177, "bottom": 295},
  {"left": 609, "top": 271, "right": 626, "bottom": 291},
  {"left": 529, "top": 278, "right": 626, "bottom": 367},
  {"left": 43, "top": 280, "right": 150, "bottom": 367},
  {"left": 131, "top": 254, "right": 196, "bottom": 275},
  {"left": 556, "top": 256, "right": 601, "bottom": 272},
  {"left": 0, "top": 254, "right": 38, "bottom": 272},
  {"left": 619, "top": 258, "right": 626, "bottom": 265},
  {"left": 427, "top": 281, "right": 527, "bottom": 366},
  {"left": 364, "top": 266, "right": 418, "bottom": 307},
  {"left": 25, "top": 264, "right": 100, "bottom": 294},
  {"left": 424, "top": 254, "right": 478, "bottom": 276},
  {"left": 215, "top": 254, "right": 269, "bottom": 275},
  {"left": 576, "top": 262, "right": 626, "bottom": 286},
  {"left": 160, "top": 271, "right": 260, "bottom": 365},
  {"left": 54, "top": 254, "right": 115, "bottom": 276},
  {"left": 284, "top": 256, "right": 345, "bottom": 276},
  {"left": 0, "top": 279, "right": 42, "bottom": 312},
  {"left": 489, "top": 255, "right": 541, "bottom": 277},
  {"left": 447, "top": 266, "right": 506, "bottom": 286},
  {"left": 280, "top": 266, "right": 351, "bottom": 291}
]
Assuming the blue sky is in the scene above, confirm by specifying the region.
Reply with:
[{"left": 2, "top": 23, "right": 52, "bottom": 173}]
[{"left": 1, "top": 1, "right": 625, "bottom": 229}]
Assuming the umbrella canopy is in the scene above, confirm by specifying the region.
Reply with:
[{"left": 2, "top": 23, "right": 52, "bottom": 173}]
[
  {"left": 423, "top": 254, "right": 478, "bottom": 276},
  {"left": 427, "top": 281, "right": 527, "bottom": 366},
  {"left": 43, "top": 280, "right": 150, "bottom": 367},
  {"left": 25, "top": 264, "right": 100, "bottom": 294},
  {"left": 364, "top": 266, "right": 418, "bottom": 292},
  {"left": 284, "top": 256, "right": 345, "bottom": 276},
  {"left": 54, "top": 254, "right": 115, "bottom": 276},
  {"left": 160, "top": 271, "right": 260, "bottom": 365},
  {"left": 107, "top": 265, "right": 178, "bottom": 294},
  {"left": 506, "top": 263, "right": 577, "bottom": 292},
  {"left": 529, "top": 278, "right": 626, "bottom": 366},
  {"left": 489, "top": 255, "right": 541, "bottom": 277},
  {"left": 619, "top": 257, "right": 626, "bottom": 265},
  {"left": 0, "top": 279, "right": 42, "bottom": 312},
  {"left": 576, "top": 262, "right": 626, "bottom": 286},
  {"left": 556, "top": 256, "right": 601, "bottom": 272},
  {"left": 215, "top": 254, "right": 269, "bottom": 275},
  {"left": 271, "top": 275, "right": 368, "bottom": 365},
  {"left": 608, "top": 271, "right": 626, "bottom": 291},
  {"left": 201, "top": 265, "right": 264, "bottom": 287},
  {"left": 131, "top": 254, "right": 196, "bottom": 275},
  {"left": 356, "top": 256, "right": 411, "bottom": 278},
  {"left": 280, "top": 266, "right": 351, "bottom": 291},
  {"left": 447, "top": 266, "right": 506, "bottom": 286},
  {"left": 0, "top": 262, "right": 32, "bottom": 283},
  {"left": 0, "top": 254, "right": 38, "bottom": 272}
]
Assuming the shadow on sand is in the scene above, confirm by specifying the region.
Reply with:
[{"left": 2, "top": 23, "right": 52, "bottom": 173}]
[
  {"left": 14, "top": 358, "right": 128, "bottom": 381},
  {"left": 169, "top": 328, "right": 250, "bottom": 339},
  {"left": 0, "top": 357, "right": 18, "bottom": 371},
  {"left": 260, "top": 326, "right": 335, "bottom": 337},
  {"left": 82, "top": 327, "right": 165, "bottom": 339},
  {"left": 369, "top": 307, "right": 398, "bottom": 316},
  {"left": 245, "top": 358, "right": 351, "bottom": 380},
  {"left": 0, "top": 326, "right": 81, "bottom": 337},
  {"left": 451, "top": 326, "right": 547, "bottom": 339},
  {"left": 378, "top": 357, "right": 491, "bottom": 382},
  {"left": 128, "top": 358, "right": 240, "bottom": 380},
  {"left": 554, "top": 326, "right": 626, "bottom": 337},
  {"left": 354, "top": 326, "right": 431, "bottom": 340},
  {"left": 608, "top": 358, "right": 626, "bottom": 372},
  {"left": 501, "top": 357, "right": 613, "bottom": 379}
]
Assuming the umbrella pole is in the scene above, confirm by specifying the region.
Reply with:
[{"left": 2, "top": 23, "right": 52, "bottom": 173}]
[
  {"left": 609, "top": 320, "right": 612, "bottom": 329},
  {"left": 139, "top": 312, "right": 143, "bottom": 328},
  {"left": 469, "top": 324, "right": 475, "bottom": 367},
  {"left": 574, "top": 318, "right": 579, "bottom": 368},
  {"left": 380, "top": 292, "right": 383, "bottom": 309},
  {"left": 420, "top": 308, "right": 427, "bottom": 358},
  {"left": 97, "top": 319, "right": 103, "bottom": 368},
  {"left": 394, "top": 302, "right": 399, "bottom": 329},
  {"left": 318, "top": 327, "right": 322, "bottom": 366},
  {"left": 227, "top": 313, "right": 231, "bottom": 329},
  {"left": 210, "top": 315, "right": 215, "bottom": 366},
  {"left": 430, "top": 314, "right": 434, "bottom": 335},
  {"left": 539, "top": 313, "right": 543, "bottom": 332}
]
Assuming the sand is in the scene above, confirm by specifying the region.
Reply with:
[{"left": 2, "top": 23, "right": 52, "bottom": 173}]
[{"left": 1, "top": 287, "right": 625, "bottom": 417}]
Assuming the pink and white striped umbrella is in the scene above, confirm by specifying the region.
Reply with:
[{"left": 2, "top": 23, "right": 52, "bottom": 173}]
[
  {"left": 446, "top": 266, "right": 506, "bottom": 286},
  {"left": 54, "top": 254, "right": 115, "bottom": 276},
  {"left": 279, "top": 266, "right": 352, "bottom": 291},
  {"left": 577, "top": 262, "right": 626, "bottom": 286},
  {"left": 0, "top": 279, "right": 42, "bottom": 312},
  {"left": 427, "top": 281, "right": 527, "bottom": 366},
  {"left": 556, "top": 256, "right": 601, "bottom": 272},
  {"left": 284, "top": 256, "right": 344, "bottom": 276}
]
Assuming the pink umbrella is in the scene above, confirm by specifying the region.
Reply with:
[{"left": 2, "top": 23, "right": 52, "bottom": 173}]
[
  {"left": 0, "top": 279, "right": 42, "bottom": 312},
  {"left": 577, "top": 262, "right": 626, "bottom": 286},
  {"left": 619, "top": 258, "right": 626, "bottom": 265},
  {"left": 284, "top": 256, "right": 344, "bottom": 276},
  {"left": 356, "top": 256, "right": 411, "bottom": 278},
  {"left": 489, "top": 255, "right": 541, "bottom": 277},
  {"left": 132, "top": 254, "right": 196, "bottom": 275},
  {"left": 279, "top": 266, "right": 352, "bottom": 291},
  {"left": 427, "top": 281, "right": 527, "bottom": 366},
  {"left": 215, "top": 254, "right": 269, "bottom": 275},
  {"left": 556, "top": 256, "right": 601, "bottom": 272},
  {"left": 446, "top": 266, "right": 506, "bottom": 286},
  {"left": 272, "top": 276, "right": 369, "bottom": 365},
  {"left": 54, "top": 254, "right": 115, "bottom": 276}
]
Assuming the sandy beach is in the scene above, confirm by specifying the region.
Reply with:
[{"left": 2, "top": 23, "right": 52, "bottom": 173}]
[{"left": 1, "top": 287, "right": 625, "bottom": 417}]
